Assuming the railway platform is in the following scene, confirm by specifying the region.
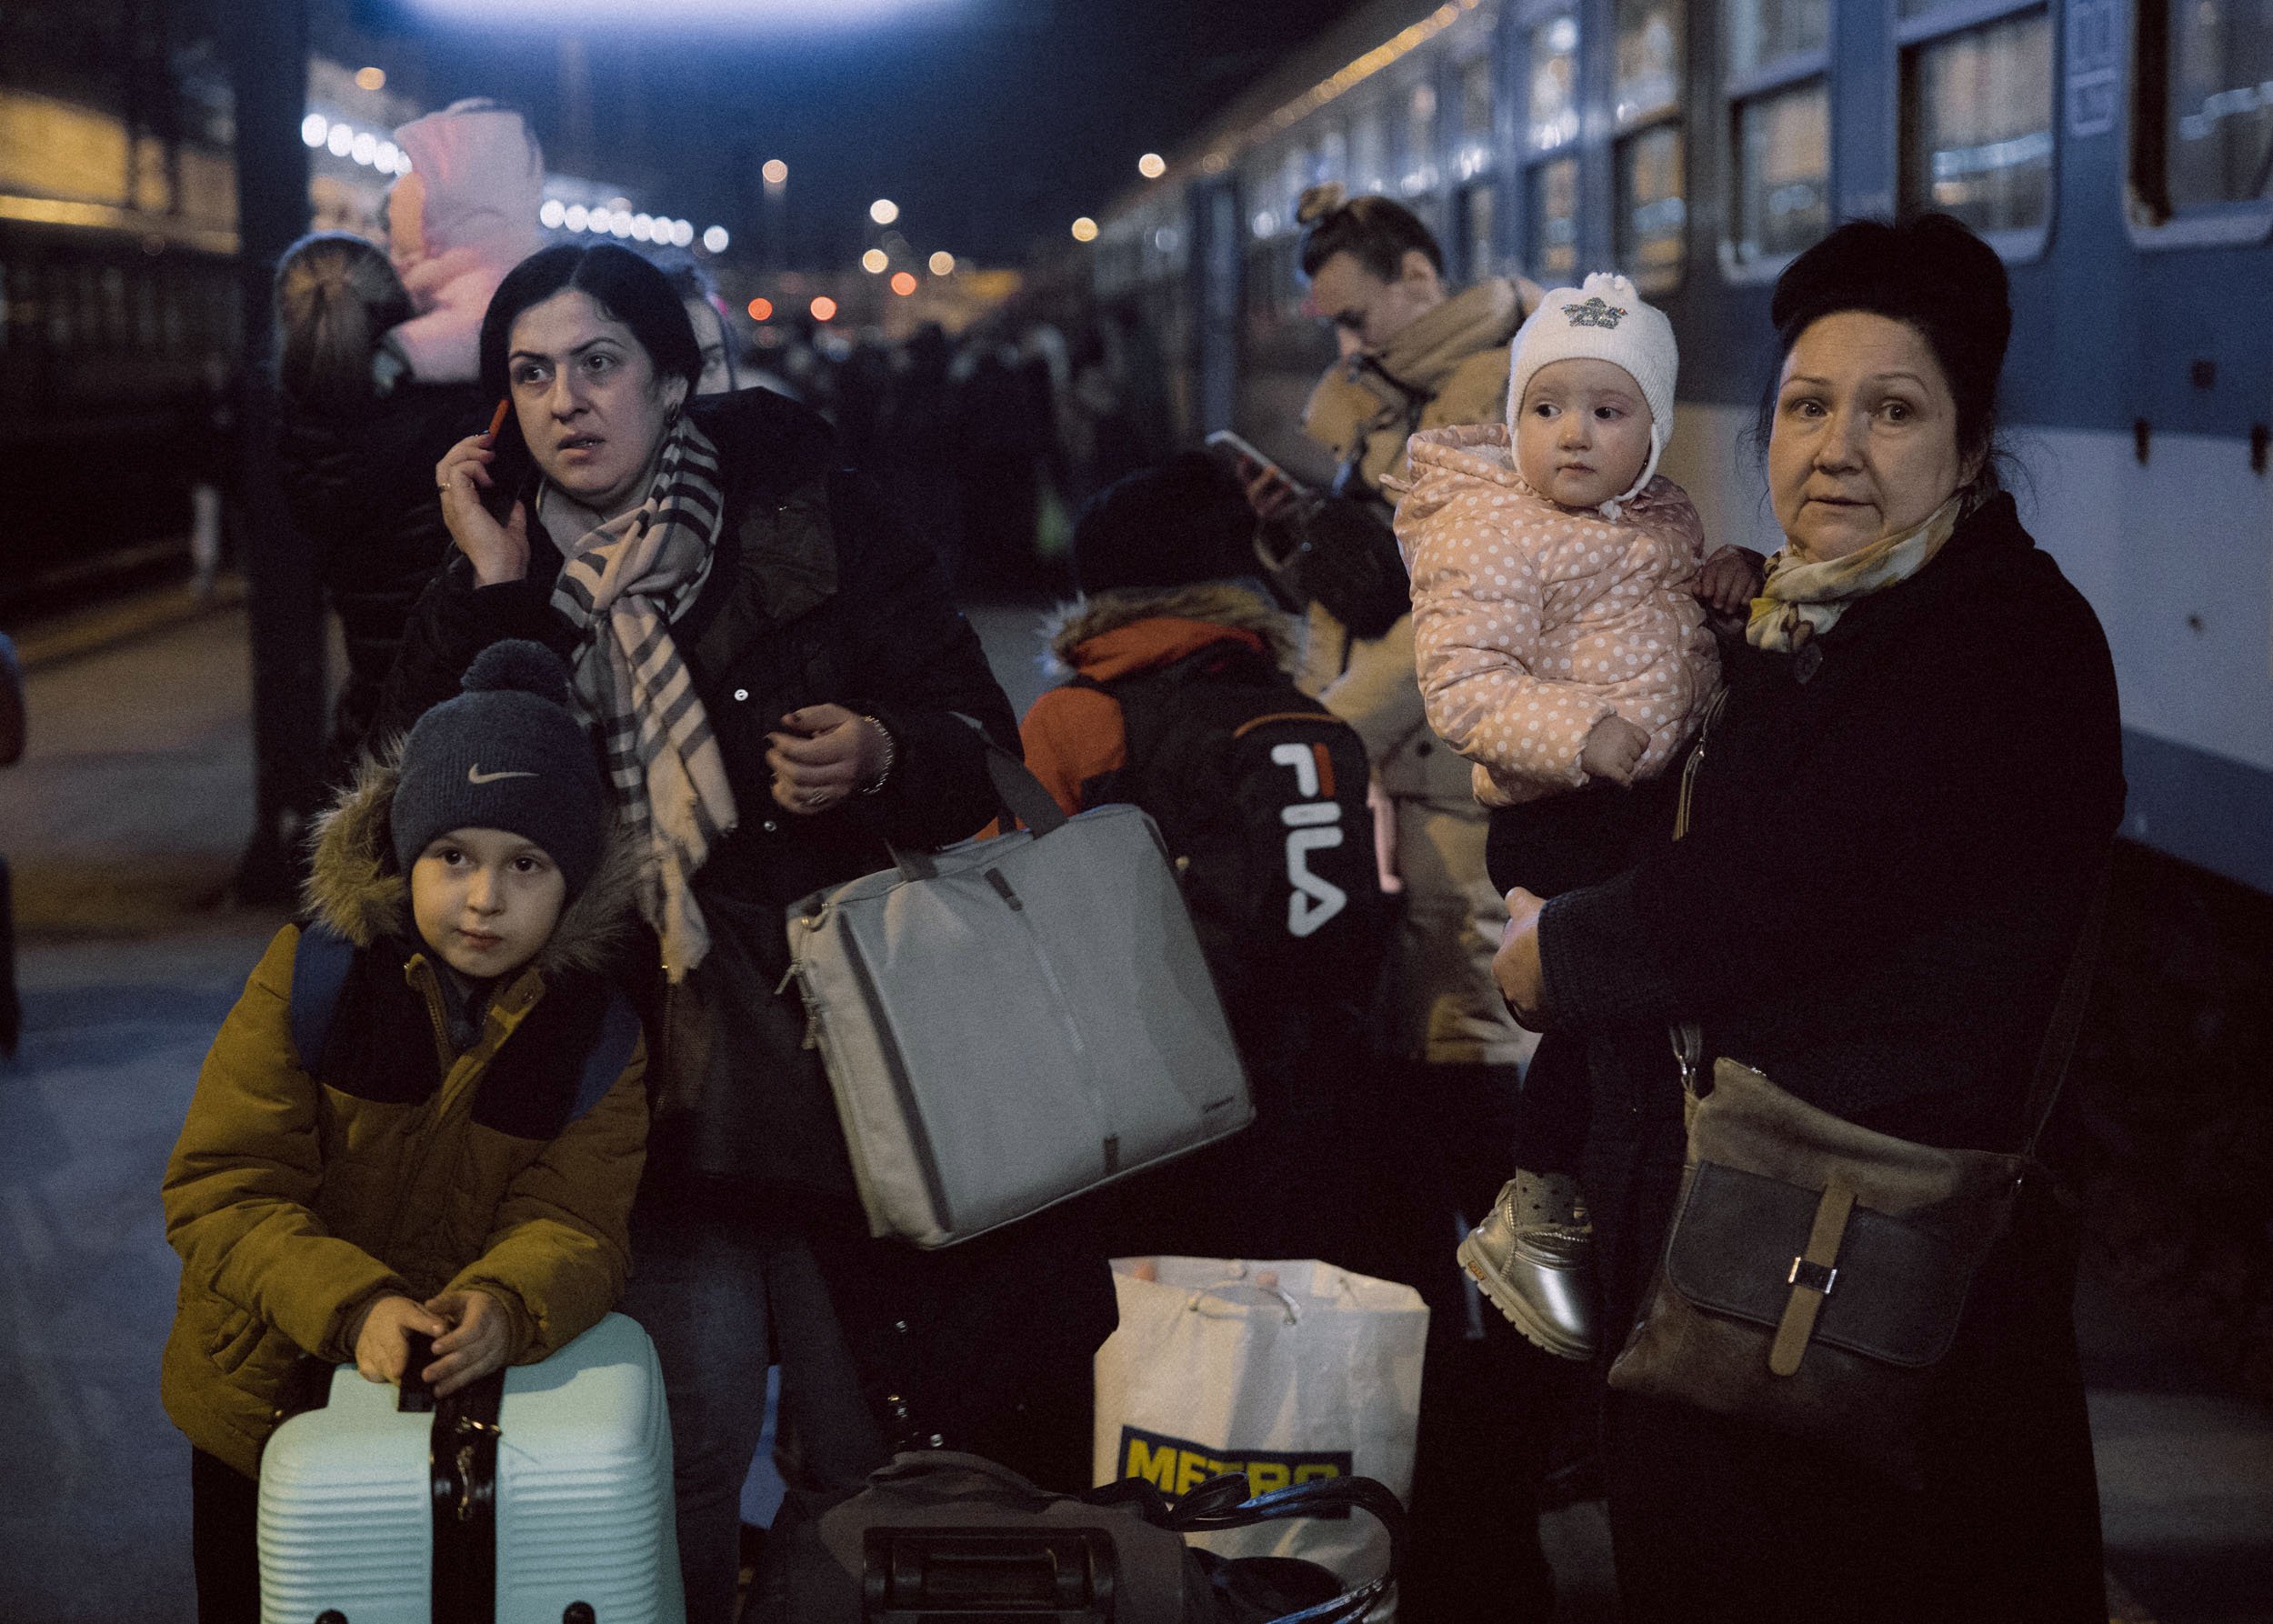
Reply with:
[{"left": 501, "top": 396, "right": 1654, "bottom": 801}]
[{"left": 0, "top": 596, "right": 2266, "bottom": 1623}]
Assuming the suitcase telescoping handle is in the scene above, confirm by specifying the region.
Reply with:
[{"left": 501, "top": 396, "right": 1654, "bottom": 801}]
[
  {"left": 397, "top": 1331, "right": 436, "bottom": 1413},
  {"left": 891, "top": 746, "right": 1071, "bottom": 883}
]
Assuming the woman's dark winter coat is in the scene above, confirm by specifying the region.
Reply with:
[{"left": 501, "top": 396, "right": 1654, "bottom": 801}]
[
  {"left": 1537, "top": 495, "right": 2124, "bottom": 1622},
  {"left": 278, "top": 378, "right": 489, "bottom": 778},
  {"left": 370, "top": 386, "right": 1116, "bottom": 1479}
]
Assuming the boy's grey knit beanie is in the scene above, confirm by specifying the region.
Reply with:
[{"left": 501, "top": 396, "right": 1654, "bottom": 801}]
[{"left": 389, "top": 640, "right": 606, "bottom": 896}]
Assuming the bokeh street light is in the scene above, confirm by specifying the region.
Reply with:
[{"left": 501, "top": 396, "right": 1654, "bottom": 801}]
[
  {"left": 702, "top": 225, "right": 730, "bottom": 253},
  {"left": 762, "top": 158, "right": 788, "bottom": 185},
  {"left": 1138, "top": 152, "right": 1166, "bottom": 178},
  {"left": 869, "top": 198, "right": 899, "bottom": 226},
  {"left": 355, "top": 65, "right": 386, "bottom": 91},
  {"left": 928, "top": 250, "right": 956, "bottom": 276},
  {"left": 810, "top": 296, "right": 838, "bottom": 322},
  {"left": 1070, "top": 216, "right": 1099, "bottom": 243},
  {"left": 747, "top": 297, "right": 774, "bottom": 321},
  {"left": 861, "top": 247, "right": 889, "bottom": 274},
  {"left": 890, "top": 270, "right": 918, "bottom": 296}
]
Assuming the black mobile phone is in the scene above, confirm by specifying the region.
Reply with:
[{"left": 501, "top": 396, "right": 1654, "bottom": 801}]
[
  {"left": 1205, "top": 429, "right": 1313, "bottom": 501},
  {"left": 477, "top": 401, "right": 534, "bottom": 522}
]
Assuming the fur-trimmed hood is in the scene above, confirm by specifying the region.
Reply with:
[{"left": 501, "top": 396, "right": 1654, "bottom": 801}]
[
  {"left": 303, "top": 747, "right": 646, "bottom": 978},
  {"left": 1039, "top": 581, "right": 1299, "bottom": 678}
]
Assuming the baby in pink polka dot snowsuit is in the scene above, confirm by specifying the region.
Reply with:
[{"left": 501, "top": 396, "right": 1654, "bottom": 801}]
[
  {"left": 1397, "top": 273, "right": 1744, "bottom": 1363},
  {"left": 1397, "top": 426, "right": 1717, "bottom": 811}
]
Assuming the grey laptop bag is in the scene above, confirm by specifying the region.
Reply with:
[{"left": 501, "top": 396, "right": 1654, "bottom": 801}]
[{"left": 785, "top": 749, "right": 1253, "bottom": 1248}]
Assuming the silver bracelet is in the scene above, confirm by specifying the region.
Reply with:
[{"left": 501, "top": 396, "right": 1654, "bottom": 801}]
[{"left": 857, "top": 714, "right": 898, "bottom": 795}]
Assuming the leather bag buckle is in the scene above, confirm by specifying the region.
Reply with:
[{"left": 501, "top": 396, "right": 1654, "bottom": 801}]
[{"left": 1787, "top": 1257, "right": 1837, "bottom": 1295}]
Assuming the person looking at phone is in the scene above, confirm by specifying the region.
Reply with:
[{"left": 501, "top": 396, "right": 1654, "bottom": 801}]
[
  {"left": 369, "top": 242, "right": 1113, "bottom": 1622},
  {"left": 1225, "top": 185, "right": 1557, "bottom": 1621}
]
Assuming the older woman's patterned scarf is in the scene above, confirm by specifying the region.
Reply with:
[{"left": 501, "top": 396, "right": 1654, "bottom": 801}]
[
  {"left": 550, "top": 415, "right": 737, "bottom": 981},
  {"left": 1747, "top": 494, "right": 1961, "bottom": 657}
]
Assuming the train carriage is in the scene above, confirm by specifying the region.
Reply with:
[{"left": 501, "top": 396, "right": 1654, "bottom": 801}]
[{"left": 1093, "top": 0, "right": 2273, "bottom": 900}]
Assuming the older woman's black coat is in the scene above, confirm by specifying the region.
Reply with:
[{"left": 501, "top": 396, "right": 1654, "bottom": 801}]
[
  {"left": 279, "top": 378, "right": 489, "bottom": 778},
  {"left": 1537, "top": 495, "right": 2124, "bottom": 1623},
  {"left": 371, "top": 386, "right": 1114, "bottom": 1479}
]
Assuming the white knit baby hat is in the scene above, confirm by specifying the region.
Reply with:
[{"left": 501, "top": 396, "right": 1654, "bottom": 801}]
[{"left": 1506, "top": 272, "right": 1679, "bottom": 514}]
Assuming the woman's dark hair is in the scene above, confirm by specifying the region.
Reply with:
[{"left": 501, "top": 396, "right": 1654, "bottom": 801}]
[
  {"left": 478, "top": 242, "right": 703, "bottom": 401},
  {"left": 1296, "top": 183, "right": 1444, "bottom": 282},
  {"left": 274, "top": 232, "right": 412, "bottom": 409},
  {"left": 1762, "top": 213, "right": 2013, "bottom": 504}
]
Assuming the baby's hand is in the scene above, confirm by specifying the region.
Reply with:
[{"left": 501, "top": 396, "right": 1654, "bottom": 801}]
[
  {"left": 1579, "top": 715, "right": 1649, "bottom": 787},
  {"left": 421, "top": 1289, "right": 515, "bottom": 1398},
  {"left": 1697, "top": 546, "right": 1767, "bottom": 619},
  {"left": 351, "top": 1294, "right": 449, "bottom": 1386}
]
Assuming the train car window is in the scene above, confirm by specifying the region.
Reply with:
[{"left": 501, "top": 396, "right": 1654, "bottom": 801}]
[
  {"left": 1524, "top": 11, "right": 1581, "bottom": 284},
  {"left": 2133, "top": 0, "right": 2273, "bottom": 226},
  {"left": 1613, "top": 0, "right": 1687, "bottom": 291},
  {"left": 1898, "top": 4, "right": 2054, "bottom": 251},
  {"left": 1727, "top": 0, "right": 1828, "bottom": 76},
  {"left": 101, "top": 266, "right": 127, "bottom": 352},
  {"left": 1247, "top": 148, "right": 1287, "bottom": 238},
  {"left": 1528, "top": 154, "right": 1583, "bottom": 282},
  {"left": 1404, "top": 79, "right": 1441, "bottom": 196},
  {"left": 1615, "top": 0, "right": 1686, "bottom": 130},
  {"left": 1352, "top": 104, "right": 1390, "bottom": 195},
  {"left": 1618, "top": 125, "right": 1687, "bottom": 293},
  {"left": 1731, "top": 80, "right": 1830, "bottom": 265},
  {"left": 1459, "top": 183, "right": 1499, "bottom": 280},
  {"left": 1462, "top": 52, "right": 1496, "bottom": 144},
  {"left": 1527, "top": 14, "right": 1580, "bottom": 154}
]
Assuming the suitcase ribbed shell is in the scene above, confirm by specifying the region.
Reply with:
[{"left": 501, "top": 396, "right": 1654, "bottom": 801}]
[{"left": 257, "top": 1313, "right": 683, "bottom": 1624}]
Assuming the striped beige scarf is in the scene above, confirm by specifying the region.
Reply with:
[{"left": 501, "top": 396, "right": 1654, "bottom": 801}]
[{"left": 551, "top": 416, "right": 737, "bottom": 981}]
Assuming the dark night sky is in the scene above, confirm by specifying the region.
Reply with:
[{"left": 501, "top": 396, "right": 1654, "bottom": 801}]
[{"left": 326, "top": 0, "right": 1380, "bottom": 267}]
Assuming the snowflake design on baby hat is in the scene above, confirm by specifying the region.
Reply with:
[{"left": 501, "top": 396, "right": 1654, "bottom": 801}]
[{"left": 1562, "top": 296, "right": 1627, "bottom": 329}]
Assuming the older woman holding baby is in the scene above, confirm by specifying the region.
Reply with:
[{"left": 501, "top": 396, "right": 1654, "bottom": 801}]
[{"left": 1489, "top": 215, "right": 2123, "bottom": 1620}]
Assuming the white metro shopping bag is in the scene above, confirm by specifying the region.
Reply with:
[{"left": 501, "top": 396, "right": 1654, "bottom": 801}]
[{"left": 1093, "top": 1257, "right": 1428, "bottom": 1593}]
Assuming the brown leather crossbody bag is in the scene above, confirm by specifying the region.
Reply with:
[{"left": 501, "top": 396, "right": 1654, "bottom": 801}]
[{"left": 1604, "top": 694, "right": 2105, "bottom": 1487}]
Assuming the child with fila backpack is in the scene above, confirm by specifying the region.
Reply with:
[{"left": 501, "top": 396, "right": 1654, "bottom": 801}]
[
  {"left": 161, "top": 642, "right": 646, "bottom": 1621},
  {"left": 1393, "top": 273, "right": 1761, "bottom": 1361},
  {"left": 1018, "top": 451, "right": 1385, "bottom": 1259}
]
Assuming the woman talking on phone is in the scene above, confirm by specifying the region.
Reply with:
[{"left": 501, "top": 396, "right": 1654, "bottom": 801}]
[{"left": 370, "top": 242, "right": 1114, "bottom": 1621}]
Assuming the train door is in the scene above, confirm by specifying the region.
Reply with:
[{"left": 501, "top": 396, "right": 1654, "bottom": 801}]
[{"left": 1188, "top": 177, "right": 1242, "bottom": 436}]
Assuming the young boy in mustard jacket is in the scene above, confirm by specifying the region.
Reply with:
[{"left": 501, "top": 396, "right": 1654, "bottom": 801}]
[{"left": 161, "top": 641, "right": 647, "bottom": 1622}]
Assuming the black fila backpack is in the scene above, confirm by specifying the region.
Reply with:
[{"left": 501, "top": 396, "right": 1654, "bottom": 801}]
[{"left": 1075, "top": 640, "right": 1387, "bottom": 1023}]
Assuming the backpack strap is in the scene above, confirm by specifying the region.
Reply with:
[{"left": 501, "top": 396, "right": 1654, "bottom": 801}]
[
  {"left": 287, "top": 924, "right": 357, "bottom": 1074},
  {"left": 571, "top": 989, "right": 645, "bottom": 1120}
]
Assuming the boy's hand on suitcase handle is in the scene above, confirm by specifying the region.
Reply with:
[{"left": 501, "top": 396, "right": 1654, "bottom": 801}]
[
  {"left": 422, "top": 1289, "right": 512, "bottom": 1397},
  {"left": 351, "top": 1294, "right": 450, "bottom": 1387}
]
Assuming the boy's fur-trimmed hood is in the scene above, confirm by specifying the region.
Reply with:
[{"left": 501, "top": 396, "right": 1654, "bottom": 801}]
[
  {"left": 303, "top": 747, "right": 645, "bottom": 978},
  {"left": 1039, "top": 581, "right": 1299, "bottom": 677}
]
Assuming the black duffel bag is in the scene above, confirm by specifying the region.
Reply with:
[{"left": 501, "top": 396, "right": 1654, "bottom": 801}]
[{"left": 787, "top": 1450, "right": 1406, "bottom": 1624}]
